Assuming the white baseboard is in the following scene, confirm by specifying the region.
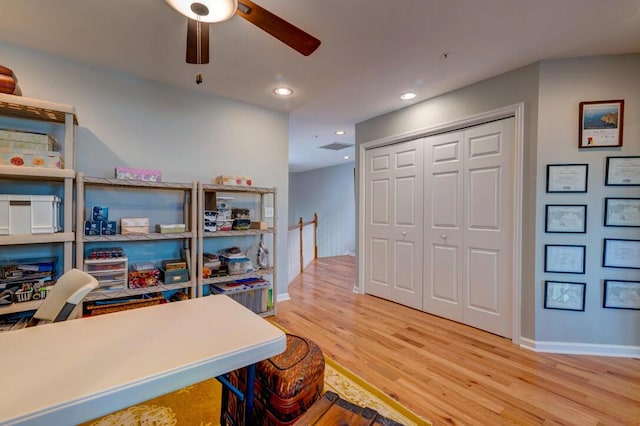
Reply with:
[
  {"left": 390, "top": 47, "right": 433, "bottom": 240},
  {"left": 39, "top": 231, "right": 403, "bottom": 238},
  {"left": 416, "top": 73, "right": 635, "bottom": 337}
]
[
  {"left": 520, "top": 337, "right": 640, "bottom": 358},
  {"left": 277, "top": 292, "right": 291, "bottom": 303}
]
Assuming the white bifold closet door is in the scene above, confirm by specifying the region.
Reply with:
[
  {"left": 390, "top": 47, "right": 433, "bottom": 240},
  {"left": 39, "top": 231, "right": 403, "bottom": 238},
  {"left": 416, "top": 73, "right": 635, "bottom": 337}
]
[
  {"left": 423, "top": 118, "right": 514, "bottom": 338},
  {"left": 364, "top": 139, "right": 424, "bottom": 310}
]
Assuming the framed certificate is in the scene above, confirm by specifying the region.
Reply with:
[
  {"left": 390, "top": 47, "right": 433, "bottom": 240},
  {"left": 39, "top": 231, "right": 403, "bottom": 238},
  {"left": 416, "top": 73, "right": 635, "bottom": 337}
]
[
  {"left": 602, "top": 239, "right": 640, "bottom": 269},
  {"left": 545, "top": 205, "right": 587, "bottom": 233},
  {"left": 605, "top": 156, "right": 640, "bottom": 186},
  {"left": 603, "top": 280, "right": 640, "bottom": 310},
  {"left": 544, "top": 244, "right": 586, "bottom": 274},
  {"left": 544, "top": 281, "right": 586, "bottom": 311},
  {"left": 604, "top": 198, "right": 640, "bottom": 227},
  {"left": 579, "top": 99, "right": 624, "bottom": 148},
  {"left": 546, "top": 164, "right": 588, "bottom": 193}
]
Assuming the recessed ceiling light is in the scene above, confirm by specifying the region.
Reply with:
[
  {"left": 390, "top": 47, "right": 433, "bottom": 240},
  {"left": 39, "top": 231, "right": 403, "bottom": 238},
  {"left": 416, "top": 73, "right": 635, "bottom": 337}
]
[
  {"left": 344, "top": 156, "right": 351, "bottom": 160},
  {"left": 273, "top": 87, "right": 293, "bottom": 96},
  {"left": 335, "top": 130, "right": 346, "bottom": 135},
  {"left": 400, "top": 92, "right": 417, "bottom": 100}
]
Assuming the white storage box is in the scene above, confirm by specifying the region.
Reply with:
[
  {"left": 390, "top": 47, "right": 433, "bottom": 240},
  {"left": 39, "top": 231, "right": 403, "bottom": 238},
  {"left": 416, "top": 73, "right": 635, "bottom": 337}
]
[{"left": 0, "top": 194, "right": 61, "bottom": 235}]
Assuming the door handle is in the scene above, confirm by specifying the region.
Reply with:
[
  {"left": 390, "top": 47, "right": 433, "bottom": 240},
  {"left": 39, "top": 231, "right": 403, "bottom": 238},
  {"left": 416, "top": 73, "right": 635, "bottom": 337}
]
[{"left": 441, "top": 234, "right": 447, "bottom": 240}]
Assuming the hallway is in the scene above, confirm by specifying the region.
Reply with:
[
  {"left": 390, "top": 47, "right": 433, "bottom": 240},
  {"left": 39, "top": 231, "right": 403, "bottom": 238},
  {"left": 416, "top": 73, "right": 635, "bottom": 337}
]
[{"left": 271, "top": 256, "right": 640, "bottom": 425}]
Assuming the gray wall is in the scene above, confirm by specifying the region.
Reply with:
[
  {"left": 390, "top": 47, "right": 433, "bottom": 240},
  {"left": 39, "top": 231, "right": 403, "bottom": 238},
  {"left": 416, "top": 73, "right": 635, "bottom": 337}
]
[
  {"left": 289, "top": 162, "right": 356, "bottom": 257},
  {"left": 1, "top": 42, "right": 291, "bottom": 297},
  {"left": 357, "top": 54, "right": 640, "bottom": 348},
  {"left": 535, "top": 55, "right": 640, "bottom": 345},
  {"left": 357, "top": 63, "right": 541, "bottom": 340}
]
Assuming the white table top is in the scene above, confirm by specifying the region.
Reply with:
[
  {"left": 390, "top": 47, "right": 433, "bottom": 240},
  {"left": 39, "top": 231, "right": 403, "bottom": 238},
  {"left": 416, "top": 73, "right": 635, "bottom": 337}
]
[{"left": 0, "top": 295, "right": 286, "bottom": 426}]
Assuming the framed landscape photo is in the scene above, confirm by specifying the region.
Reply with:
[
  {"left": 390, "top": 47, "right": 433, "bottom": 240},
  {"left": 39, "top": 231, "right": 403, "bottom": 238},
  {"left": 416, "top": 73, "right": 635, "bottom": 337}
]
[
  {"left": 545, "top": 205, "right": 587, "bottom": 233},
  {"left": 605, "top": 156, "right": 640, "bottom": 186},
  {"left": 544, "top": 281, "right": 586, "bottom": 311},
  {"left": 579, "top": 99, "right": 624, "bottom": 148},
  {"left": 602, "top": 239, "right": 640, "bottom": 269},
  {"left": 546, "top": 164, "right": 588, "bottom": 193},
  {"left": 603, "top": 280, "right": 640, "bottom": 310},
  {"left": 604, "top": 198, "right": 640, "bottom": 227},
  {"left": 544, "top": 244, "right": 586, "bottom": 274}
]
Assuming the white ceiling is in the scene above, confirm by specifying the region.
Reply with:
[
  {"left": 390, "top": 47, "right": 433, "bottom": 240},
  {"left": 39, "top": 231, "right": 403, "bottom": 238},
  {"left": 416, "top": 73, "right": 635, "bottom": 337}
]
[{"left": 1, "top": 0, "right": 640, "bottom": 172}]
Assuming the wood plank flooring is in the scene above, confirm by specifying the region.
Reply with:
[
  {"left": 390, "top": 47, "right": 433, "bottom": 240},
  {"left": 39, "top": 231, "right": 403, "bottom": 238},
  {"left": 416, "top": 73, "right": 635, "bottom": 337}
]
[{"left": 270, "top": 256, "right": 640, "bottom": 426}]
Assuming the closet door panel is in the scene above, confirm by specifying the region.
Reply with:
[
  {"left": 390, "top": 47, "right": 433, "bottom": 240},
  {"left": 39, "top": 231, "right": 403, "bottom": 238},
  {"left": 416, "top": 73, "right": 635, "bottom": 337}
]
[
  {"left": 365, "top": 140, "right": 423, "bottom": 309},
  {"left": 466, "top": 247, "right": 500, "bottom": 313},
  {"left": 423, "top": 118, "right": 514, "bottom": 338},
  {"left": 462, "top": 119, "right": 514, "bottom": 338},
  {"left": 431, "top": 244, "right": 458, "bottom": 303},
  {"left": 423, "top": 131, "right": 464, "bottom": 321}
]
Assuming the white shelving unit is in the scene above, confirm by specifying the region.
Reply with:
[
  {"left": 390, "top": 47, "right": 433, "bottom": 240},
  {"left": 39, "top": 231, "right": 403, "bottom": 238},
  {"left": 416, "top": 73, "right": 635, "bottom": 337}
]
[
  {"left": 75, "top": 174, "right": 198, "bottom": 309},
  {"left": 0, "top": 94, "right": 77, "bottom": 317},
  {"left": 198, "top": 183, "right": 277, "bottom": 317}
]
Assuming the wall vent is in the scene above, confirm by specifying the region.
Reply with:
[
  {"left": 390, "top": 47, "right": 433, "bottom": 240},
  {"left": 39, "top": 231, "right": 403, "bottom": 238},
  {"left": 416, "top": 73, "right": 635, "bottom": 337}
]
[{"left": 319, "top": 142, "right": 353, "bottom": 151}]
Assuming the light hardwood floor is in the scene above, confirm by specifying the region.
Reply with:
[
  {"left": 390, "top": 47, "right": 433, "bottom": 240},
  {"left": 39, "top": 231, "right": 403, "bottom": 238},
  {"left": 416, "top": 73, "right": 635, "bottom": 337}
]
[{"left": 270, "top": 256, "right": 640, "bottom": 426}]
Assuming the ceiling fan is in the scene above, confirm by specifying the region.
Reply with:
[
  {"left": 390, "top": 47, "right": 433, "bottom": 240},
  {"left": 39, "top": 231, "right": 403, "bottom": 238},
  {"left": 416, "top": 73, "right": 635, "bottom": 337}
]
[{"left": 165, "top": 0, "right": 321, "bottom": 64}]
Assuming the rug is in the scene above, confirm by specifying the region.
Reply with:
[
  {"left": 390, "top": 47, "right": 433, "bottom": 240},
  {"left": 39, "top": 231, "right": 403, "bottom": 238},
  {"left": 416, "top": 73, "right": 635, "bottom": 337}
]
[{"left": 82, "top": 356, "right": 429, "bottom": 426}]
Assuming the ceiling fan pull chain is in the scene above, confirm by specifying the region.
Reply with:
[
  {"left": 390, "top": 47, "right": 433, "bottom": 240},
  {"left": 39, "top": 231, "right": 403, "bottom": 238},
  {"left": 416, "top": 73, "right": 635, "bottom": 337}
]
[
  {"left": 195, "top": 15, "right": 204, "bottom": 84},
  {"left": 196, "top": 16, "right": 202, "bottom": 65}
]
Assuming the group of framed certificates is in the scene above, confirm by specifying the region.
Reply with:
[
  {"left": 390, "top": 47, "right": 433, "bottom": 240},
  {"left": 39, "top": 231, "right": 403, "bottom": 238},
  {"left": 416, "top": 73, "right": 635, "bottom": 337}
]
[
  {"left": 543, "top": 242, "right": 640, "bottom": 312},
  {"left": 543, "top": 279, "right": 639, "bottom": 312},
  {"left": 542, "top": 105, "right": 638, "bottom": 311},
  {"left": 546, "top": 157, "right": 640, "bottom": 193}
]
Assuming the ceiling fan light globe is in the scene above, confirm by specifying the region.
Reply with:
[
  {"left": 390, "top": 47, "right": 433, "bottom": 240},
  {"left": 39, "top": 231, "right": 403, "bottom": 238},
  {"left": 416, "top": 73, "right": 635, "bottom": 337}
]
[{"left": 166, "top": 0, "right": 238, "bottom": 23}]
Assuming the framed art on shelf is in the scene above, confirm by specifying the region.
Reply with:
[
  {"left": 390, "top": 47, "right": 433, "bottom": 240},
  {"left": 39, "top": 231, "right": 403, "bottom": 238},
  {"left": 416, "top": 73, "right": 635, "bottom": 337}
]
[
  {"left": 603, "top": 280, "right": 640, "bottom": 310},
  {"left": 602, "top": 239, "right": 640, "bottom": 269},
  {"left": 545, "top": 205, "right": 587, "bottom": 233},
  {"left": 546, "top": 164, "right": 588, "bottom": 193},
  {"left": 605, "top": 156, "right": 640, "bottom": 186},
  {"left": 544, "top": 281, "right": 586, "bottom": 311},
  {"left": 604, "top": 198, "right": 640, "bottom": 227},
  {"left": 544, "top": 244, "right": 586, "bottom": 274},
  {"left": 578, "top": 99, "right": 624, "bottom": 148}
]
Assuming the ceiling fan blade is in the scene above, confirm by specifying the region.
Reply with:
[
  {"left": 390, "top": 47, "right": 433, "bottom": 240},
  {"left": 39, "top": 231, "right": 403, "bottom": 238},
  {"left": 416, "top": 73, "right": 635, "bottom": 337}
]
[
  {"left": 236, "top": 0, "right": 320, "bottom": 56},
  {"left": 186, "top": 18, "right": 210, "bottom": 64}
]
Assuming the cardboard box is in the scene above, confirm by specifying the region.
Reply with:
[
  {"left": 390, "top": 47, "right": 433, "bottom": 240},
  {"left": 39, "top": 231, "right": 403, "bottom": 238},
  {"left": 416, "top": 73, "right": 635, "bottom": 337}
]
[
  {"left": 115, "top": 166, "right": 162, "bottom": 182},
  {"left": 215, "top": 175, "right": 252, "bottom": 186},
  {"left": 84, "top": 220, "right": 102, "bottom": 236},
  {"left": 250, "top": 221, "right": 268, "bottom": 230},
  {"left": 160, "top": 268, "right": 189, "bottom": 284},
  {"left": 92, "top": 206, "right": 109, "bottom": 222},
  {"left": 0, "top": 149, "right": 64, "bottom": 169},
  {"left": 156, "top": 223, "right": 186, "bottom": 234},
  {"left": 0, "top": 130, "right": 59, "bottom": 151},
  {"left": 101, "top": 221, "right": 117, "bottom": 235},
  {"left": 161, "top": 259, "right": 187, "bottom": 270},
  {"left": 120, "top": 217, "right": 149, "bottom": 234},
  {"left": 128, "top": 269, "right": 159, "bottom": 288}
]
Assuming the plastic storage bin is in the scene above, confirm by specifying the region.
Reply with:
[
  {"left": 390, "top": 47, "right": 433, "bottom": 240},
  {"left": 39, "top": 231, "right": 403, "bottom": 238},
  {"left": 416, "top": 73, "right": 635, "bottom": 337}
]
[
  {"left": 223, "top": 257, "right": 252, "bottom": 275},
  {"left": 0, "top": 194, "right": 61, "bottom": 234}
]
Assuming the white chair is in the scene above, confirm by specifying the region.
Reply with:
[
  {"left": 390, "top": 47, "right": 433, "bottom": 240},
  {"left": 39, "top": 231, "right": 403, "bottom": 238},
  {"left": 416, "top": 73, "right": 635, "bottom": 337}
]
[{"left": 26, "top": 268, "right": 99, "bottom": 327}]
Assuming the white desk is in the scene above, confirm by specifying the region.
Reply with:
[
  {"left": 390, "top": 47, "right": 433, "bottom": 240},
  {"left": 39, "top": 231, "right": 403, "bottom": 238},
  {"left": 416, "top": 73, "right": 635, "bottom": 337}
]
[{"left": 0, "top": 295, "right": 286, "bottom": 426}]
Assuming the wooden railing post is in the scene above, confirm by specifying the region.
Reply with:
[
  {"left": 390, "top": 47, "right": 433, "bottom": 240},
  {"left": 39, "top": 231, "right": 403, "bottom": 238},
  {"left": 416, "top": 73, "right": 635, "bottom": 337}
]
[
  {"left": 313, "top": 212, "right": 318, "bottom": 260},
  {"left": 298, "top": 217, "right": 304, "bottom": 274},
  {"left": 288, "top": 214, "right": 319, "bottom": 277}
]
